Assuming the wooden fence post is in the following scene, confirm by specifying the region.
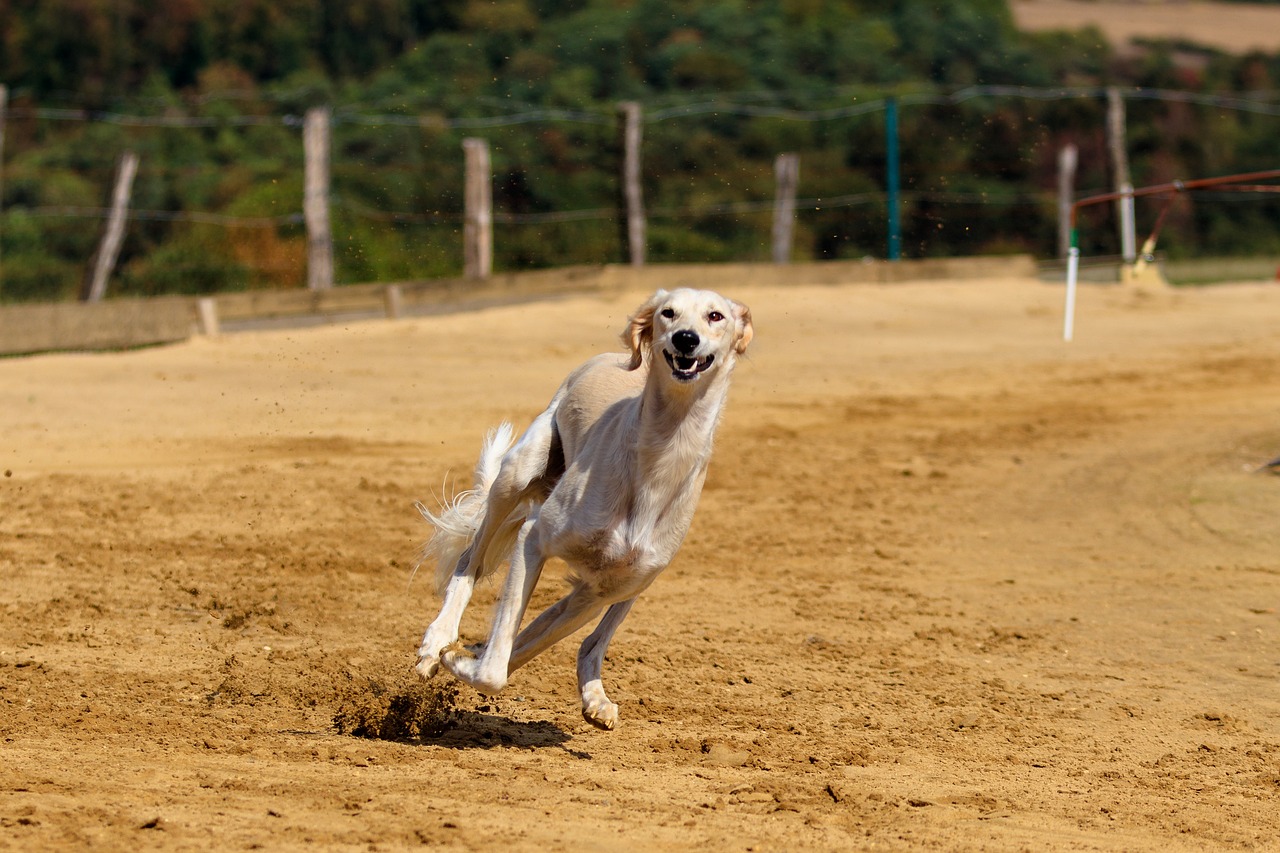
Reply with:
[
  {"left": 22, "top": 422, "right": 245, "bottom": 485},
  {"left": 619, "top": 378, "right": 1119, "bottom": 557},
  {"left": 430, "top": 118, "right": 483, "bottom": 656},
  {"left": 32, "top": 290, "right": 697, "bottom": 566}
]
[
  {"left": 0, "top": 83, "right": 7, "bottom": 290},
  {"left": 463, "top": 138, "right": 492, "bottom": 279},
  {"left": 197, "top": 296, "right": 220, "bottom": 336},
  {"left": 80, "top": 150, "right": 138, "bottom": 302},
  {"left": 772, "top": 153, "right": 799, "bottom": 264},
  {"left": 303, "top": 106, "right": 334, "bottom": 290},
  {"left": 383, "top": 283, "right": 403, "bottom": 319},
  {"left": 1106, "top": 87, "right": 1136, "bottom": 262},
  {"left": 617, "top": 101, "right": 646, "bottom": 266},
  {"left": 1057, "top": 143, "right": 1078, "bottom": 259},
  {"left": 0, "top": 85, "right": 7, "bottom": 292}
]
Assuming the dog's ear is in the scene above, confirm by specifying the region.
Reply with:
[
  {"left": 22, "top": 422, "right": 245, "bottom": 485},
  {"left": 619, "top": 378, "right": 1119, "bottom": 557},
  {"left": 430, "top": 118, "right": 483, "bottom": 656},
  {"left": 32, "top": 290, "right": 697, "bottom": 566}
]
[
  {"left": 731, "top": 300, "right": 754, "bottom": 355},
  {"left": 622, "top": 290, "right": 667, "bottom": 370}
]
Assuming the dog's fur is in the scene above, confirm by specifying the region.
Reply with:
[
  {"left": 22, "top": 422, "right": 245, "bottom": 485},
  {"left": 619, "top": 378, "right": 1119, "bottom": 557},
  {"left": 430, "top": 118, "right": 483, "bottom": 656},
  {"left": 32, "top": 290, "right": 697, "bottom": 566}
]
[{"left": 414, "top": 288, "right": 753, "bottom": 730}]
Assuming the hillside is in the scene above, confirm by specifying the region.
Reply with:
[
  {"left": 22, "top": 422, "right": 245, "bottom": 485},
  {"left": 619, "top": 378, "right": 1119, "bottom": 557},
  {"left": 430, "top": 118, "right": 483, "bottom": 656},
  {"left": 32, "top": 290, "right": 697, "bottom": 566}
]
[
  {"left": 1012, "top": 0, "right": 1280, "bottom": 54},
  {"left": 2, "top": 0, "right": 1280, "bottom": 301}
]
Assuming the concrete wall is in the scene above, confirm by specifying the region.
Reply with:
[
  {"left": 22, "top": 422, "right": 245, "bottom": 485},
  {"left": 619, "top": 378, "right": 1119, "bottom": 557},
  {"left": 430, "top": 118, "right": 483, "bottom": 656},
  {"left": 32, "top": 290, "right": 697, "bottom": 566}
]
[
  {"left": 0, "top": 255, "right": 1038, "bottom": 356},
  {"left": 0, "top": 296, "right": 196, "bottom": 356}
]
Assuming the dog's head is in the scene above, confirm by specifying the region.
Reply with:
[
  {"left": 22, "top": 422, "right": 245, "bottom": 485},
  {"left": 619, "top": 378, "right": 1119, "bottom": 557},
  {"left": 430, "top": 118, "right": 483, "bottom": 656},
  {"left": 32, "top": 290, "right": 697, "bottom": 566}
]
[{"left": 623, "top": 288, "right": 753, "bottom": 382}]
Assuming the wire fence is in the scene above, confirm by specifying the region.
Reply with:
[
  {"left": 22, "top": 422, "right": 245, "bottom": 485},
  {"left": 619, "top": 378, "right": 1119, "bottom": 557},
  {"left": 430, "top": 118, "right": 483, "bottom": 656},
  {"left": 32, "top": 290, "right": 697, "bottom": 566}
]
[{"left": 2, "top": 83, "right": 1280, "bottom": 300}]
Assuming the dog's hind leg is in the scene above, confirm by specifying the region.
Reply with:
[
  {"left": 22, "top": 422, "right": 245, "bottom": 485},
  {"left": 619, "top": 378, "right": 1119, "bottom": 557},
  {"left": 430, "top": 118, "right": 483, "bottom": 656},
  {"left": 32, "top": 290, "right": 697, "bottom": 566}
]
[
  {"left": 441, "top": 517, "right": 547, "bottom": 693},
  {"left": 503, "top": 591, "right": 636, "bottom": 729},
  {"left": 506, "top": 585, "right": 609, "bottom": 675},
  {"left": 416, "top": 408, "right": 560, "bottom": 681},
  {"left": 415, "top": 425, "right": 513, "bottom": 679},
  {"left": 414, "top": 546, "right": 478, "bottom": 679},
  {"left": 503, "top": 586, "right": 637, "bottom": 728},
  {"left": 576, "top": 598, "right": 635, "bottom": 730}
]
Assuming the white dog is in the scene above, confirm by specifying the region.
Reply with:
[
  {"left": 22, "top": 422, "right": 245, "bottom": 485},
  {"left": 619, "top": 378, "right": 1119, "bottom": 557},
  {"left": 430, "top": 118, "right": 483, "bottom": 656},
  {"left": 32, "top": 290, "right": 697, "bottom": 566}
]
[{"left": 414, "top": 288, "right": 753, "bottom": 730}]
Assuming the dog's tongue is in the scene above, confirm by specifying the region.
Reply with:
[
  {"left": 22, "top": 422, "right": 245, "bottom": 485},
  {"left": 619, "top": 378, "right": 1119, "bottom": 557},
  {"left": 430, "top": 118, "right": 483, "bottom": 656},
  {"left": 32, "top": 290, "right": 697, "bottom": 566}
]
[{"left": 674, "top": 355, "right": 697, "bottom": 372}]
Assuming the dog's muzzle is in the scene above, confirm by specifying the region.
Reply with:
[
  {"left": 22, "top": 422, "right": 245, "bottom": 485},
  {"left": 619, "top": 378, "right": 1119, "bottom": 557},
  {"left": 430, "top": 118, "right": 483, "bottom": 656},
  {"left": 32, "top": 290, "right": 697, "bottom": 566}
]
[{"left": 663, "top": 349, "right": 715, "bottom": 382}]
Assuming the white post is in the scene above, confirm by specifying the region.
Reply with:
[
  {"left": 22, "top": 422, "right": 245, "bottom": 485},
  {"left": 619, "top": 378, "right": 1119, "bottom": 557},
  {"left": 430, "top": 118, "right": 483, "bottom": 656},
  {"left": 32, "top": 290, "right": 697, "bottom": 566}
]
[{"left": 1064, "top": 246, "right": 1080, "bottom": 343}]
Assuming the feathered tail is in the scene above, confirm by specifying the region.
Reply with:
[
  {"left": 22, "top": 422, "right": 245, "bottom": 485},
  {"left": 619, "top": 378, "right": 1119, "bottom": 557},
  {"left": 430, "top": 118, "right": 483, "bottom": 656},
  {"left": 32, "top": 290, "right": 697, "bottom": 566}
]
[{"left": 415, "top": 422, "right": 515, "bottom": 596}]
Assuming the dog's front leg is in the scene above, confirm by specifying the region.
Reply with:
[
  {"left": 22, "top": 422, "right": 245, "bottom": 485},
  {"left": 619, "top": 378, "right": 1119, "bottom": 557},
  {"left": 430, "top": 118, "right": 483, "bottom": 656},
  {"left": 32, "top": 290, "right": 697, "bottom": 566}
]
[
  {"left": 576, "top": 598, "right": 636, "bottom": 731},
  {"left": 441, "top": 519, "right": 545, "bottom": 694}
]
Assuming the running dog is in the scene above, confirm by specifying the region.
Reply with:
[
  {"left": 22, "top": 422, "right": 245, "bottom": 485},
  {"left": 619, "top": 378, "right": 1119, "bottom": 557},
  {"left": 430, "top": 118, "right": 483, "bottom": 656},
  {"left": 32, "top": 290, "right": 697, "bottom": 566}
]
[{"left": 414, "top": 288, "right": 753, "bottom": 729}]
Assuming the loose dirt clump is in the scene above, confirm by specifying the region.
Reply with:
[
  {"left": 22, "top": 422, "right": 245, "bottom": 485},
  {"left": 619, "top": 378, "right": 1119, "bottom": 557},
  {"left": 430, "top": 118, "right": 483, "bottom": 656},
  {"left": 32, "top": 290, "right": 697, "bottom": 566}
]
[{"left": 333, "top": 674, "right": 460, "bottom": 741}]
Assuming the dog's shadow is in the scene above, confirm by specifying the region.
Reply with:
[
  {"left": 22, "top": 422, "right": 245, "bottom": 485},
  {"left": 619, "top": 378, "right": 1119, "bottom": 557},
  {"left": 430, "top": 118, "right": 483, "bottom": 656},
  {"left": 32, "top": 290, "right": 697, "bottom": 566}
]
[{"left": 423, "top": 709, "right": 588, "bottom": 757}]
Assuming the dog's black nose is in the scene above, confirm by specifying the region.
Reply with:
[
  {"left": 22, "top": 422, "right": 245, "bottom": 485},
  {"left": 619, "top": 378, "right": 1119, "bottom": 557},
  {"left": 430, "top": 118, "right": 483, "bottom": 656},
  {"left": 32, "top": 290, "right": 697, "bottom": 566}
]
[{"left": 671, "top": 330, "right": 700, "bottom": 354}]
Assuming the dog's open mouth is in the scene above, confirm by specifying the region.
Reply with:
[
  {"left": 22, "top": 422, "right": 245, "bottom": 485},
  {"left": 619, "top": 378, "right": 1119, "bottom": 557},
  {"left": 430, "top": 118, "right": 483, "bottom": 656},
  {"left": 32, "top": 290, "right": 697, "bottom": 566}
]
[{"left": 663, "top": 349, "right": 714, "bottom": 381}]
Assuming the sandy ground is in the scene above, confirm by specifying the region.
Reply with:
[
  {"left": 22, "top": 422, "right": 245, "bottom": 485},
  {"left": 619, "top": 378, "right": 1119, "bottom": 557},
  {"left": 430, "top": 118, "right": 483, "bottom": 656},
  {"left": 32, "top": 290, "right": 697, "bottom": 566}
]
[
  {"left": 2, "top": 275, "right": 1279, "bottom": 851},
  {"left": 1012, "top": 0, "right": 1280, "bottom": 54}
]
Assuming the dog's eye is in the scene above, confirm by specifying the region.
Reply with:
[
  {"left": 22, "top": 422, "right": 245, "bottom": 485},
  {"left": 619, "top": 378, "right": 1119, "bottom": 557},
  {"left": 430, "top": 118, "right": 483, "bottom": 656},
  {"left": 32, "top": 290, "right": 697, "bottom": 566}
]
[
  {"left": 707, "top": 311, "right": 724, "bottom": 323},
  {"left": 660, "top": 308, "right": 676, "bottom": 319}
]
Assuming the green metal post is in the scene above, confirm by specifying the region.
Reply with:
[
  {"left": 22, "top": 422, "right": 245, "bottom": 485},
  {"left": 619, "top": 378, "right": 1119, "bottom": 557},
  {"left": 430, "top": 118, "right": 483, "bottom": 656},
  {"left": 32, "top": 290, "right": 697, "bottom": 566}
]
[{"left": 886, "top": 95, "right": 901, "bottom": 261}]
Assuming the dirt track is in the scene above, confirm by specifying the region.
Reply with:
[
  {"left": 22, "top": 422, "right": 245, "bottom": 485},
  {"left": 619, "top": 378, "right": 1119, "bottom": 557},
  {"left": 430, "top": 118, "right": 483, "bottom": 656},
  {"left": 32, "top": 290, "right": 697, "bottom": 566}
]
[{"left": 2, "top": 276, "right": 1279, "bottom": 851}]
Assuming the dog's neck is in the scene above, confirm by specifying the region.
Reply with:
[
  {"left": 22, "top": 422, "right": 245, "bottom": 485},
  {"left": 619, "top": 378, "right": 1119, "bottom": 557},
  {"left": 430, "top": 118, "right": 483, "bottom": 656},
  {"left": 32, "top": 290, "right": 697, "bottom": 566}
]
[
  {"left": 628, "top": 359, "right": 734, "bottom": 524},
  {"left": 642, "top": 370, "right": 729, "bottom": 442}
]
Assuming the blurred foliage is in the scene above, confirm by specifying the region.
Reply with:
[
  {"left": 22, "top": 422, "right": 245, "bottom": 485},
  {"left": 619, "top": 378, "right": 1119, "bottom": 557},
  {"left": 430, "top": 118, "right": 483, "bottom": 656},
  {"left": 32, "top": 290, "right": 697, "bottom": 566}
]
[{"left": 1, "top": 0, "right": 1279, "bottom": 300}]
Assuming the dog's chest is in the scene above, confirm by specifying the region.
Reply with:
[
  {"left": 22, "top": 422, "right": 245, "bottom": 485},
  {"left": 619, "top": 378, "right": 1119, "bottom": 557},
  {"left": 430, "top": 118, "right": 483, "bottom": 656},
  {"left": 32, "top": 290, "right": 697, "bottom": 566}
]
[
  {"left": 562, "top": 527, "right": 651, "bottom": 573},
  {"left": 543, "top": 473, "right": 699, "bottom": 579},
  {"left": 554, "top": 524, "right": 681, "bottom": 598}
]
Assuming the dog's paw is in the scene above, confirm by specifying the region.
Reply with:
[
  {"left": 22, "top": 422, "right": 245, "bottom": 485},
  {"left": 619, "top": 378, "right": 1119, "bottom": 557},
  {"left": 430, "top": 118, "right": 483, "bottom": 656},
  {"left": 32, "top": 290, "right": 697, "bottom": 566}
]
[
  {"left": 582, "top": 698, "right": 619, "bottom": 731},
  {"left": 581, "top": 680, "right": 619, "bottom": 730},
  {"left": 415, "top": 626, "right": 459, "bottom": 680},
  {"left": 441, "top": 644, "right": 507, "bottom": 694},
  {"left": 415, "top": 638, "right": 454, "bottom": 680},
  {"left": 413, "top": 653, "right": 439, "bottom": 680}
]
